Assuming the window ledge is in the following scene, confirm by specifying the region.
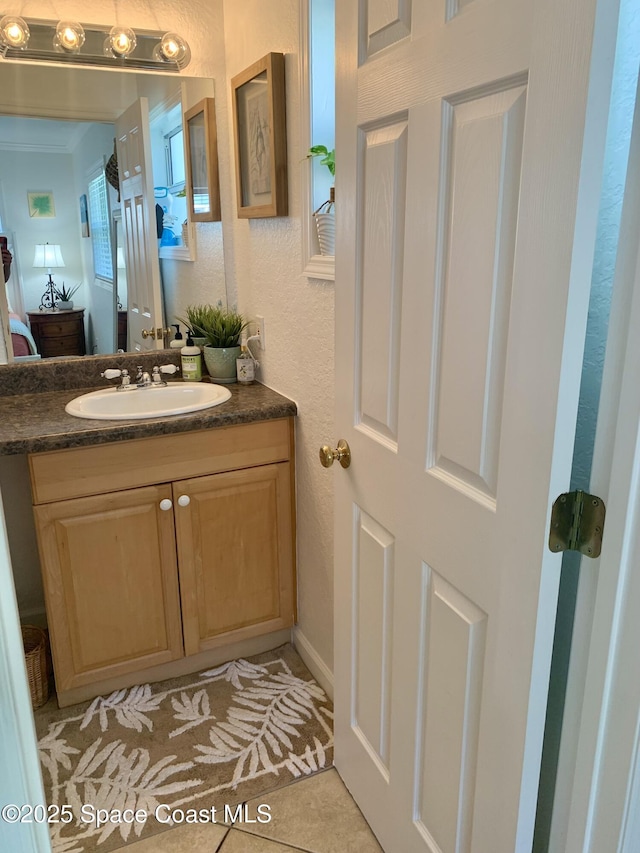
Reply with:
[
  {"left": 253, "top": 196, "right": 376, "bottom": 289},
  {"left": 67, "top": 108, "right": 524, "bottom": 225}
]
[
  {"left": 304, "top": 253, "right": 335, "bottom": 281},
  {"left": 159, "top": 245, "right": 194, "bottom": 262}
]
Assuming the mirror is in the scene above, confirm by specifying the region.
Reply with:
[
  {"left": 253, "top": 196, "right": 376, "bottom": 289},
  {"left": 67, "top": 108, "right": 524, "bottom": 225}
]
[{"left": 0, "top": 61, "right": 227, "bottom": 360}]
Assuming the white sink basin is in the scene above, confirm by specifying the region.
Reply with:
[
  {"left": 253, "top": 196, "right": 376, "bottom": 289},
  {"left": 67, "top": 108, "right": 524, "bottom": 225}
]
[{"left": 65, "top": 382, "right": 232, "bottom": 420}]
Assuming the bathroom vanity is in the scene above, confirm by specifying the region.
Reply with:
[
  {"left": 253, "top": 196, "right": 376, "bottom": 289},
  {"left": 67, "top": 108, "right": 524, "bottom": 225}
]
[{"left": 0, "top": 353, "right": 297, "bottom": 707}]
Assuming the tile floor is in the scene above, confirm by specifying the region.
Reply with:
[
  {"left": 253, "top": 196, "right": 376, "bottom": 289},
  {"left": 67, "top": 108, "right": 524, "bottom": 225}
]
[{"left": 118, "top": 768, "right": 383, "bottom": 853}]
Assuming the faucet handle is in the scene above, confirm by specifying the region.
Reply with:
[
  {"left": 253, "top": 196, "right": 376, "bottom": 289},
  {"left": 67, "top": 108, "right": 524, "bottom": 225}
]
[{"left": 101, "top": 368, "right": 130, "bottom": 389}]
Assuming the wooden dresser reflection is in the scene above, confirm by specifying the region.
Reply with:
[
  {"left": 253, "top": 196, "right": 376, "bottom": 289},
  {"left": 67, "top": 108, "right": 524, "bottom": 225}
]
[{"left": 27, "top": 308, "right": 86, "bottom": 358}]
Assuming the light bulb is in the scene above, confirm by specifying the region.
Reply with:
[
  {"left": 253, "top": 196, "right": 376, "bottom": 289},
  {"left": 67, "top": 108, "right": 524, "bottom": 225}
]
[
  {"left": 54, "top": 21, "right": 85, "bottom": 53},
  {"left": 155, "top": 32, "right": 190, "bottom": 67},
  {"left": 0, "top": 15, "right": 30, "bottom": 49},
  {"left": 162, "top": 37, "right": 179, "bottom": 59},
  {"left": 107, "top": 26, "right": 137, "bottom": 57}
]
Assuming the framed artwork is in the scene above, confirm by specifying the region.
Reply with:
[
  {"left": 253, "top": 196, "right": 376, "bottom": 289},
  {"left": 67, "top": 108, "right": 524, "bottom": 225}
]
[
  {"left": 184, "top": 97, "right": 221, "bottom": 222},
  {"left": 231, "top": 52, "right": 288, "bottom": 218},
  {"left": 27, "top": 191, "right": 55, "bottom": 218},
  {"left": 79, "top": 194, "right": 89, "bottom": 237}
]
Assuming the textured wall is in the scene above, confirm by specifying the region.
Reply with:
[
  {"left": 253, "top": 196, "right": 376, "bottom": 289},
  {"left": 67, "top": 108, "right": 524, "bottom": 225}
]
[{"left": 222, "top": 0, "right": 335, "bottom": 675}]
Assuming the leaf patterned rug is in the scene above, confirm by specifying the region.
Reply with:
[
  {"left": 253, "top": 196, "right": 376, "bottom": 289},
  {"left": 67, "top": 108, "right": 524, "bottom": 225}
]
[{"left": 34, "top": 643, "right": 333, "bottom": 853}]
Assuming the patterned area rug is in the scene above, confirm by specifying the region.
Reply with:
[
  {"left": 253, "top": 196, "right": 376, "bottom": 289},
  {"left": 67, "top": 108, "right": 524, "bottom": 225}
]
[{"left": 34, "top": 644, "right": 333, "bottom": 853}]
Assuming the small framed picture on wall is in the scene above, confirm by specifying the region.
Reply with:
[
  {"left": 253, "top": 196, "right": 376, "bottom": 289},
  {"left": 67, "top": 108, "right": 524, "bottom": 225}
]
[
  {"left": 79, "top": 194, "right": 89, "bottom": 237},
  {"left": 27, "top": 191, "right": 55, "bottom": 218},
  {"left": 231, "top": 52, "right": 288, "bottom": 218}
]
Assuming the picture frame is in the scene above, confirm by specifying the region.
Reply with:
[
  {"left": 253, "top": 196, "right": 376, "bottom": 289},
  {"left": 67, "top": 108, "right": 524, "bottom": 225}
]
[
  {"left": 79, "top": 194, "right": 89, "bottom": 237},
  {"left": 231, "top": 52, "right": 288, "bottom": 218},
  {"left": 183, "top": 97, "right": 221, "bottom": 223},
  {"left": 27, "top": 191, "right": 55, "bottom": 218}
]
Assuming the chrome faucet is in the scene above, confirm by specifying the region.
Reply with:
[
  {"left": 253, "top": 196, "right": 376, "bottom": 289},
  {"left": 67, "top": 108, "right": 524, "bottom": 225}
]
[
  {"left": 101, "top": 363, "right": 180, "bottom": 390},
  {"left": 135, "top": 366, "right": 153, "bottom": 387}
]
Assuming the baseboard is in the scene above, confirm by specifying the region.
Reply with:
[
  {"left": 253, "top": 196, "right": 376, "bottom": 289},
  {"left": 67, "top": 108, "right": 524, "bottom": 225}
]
[{"left": 292, "top": 626, "right": 334, "bottom": 701}]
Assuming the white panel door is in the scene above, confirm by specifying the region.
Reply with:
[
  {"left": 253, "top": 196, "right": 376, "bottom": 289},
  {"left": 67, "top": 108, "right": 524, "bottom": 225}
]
[
  {"left": 334, "top": 1, "right": 619, "bottom": 852},
  {"left": 115, "top": 98, "right": 163, "bottom": 352}
]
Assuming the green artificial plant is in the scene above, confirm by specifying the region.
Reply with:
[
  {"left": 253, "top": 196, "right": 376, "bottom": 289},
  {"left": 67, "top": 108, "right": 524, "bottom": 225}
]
[
  {"left": 54, "top": 283, "right": 81, "bottom": 302},
  {"left": 177, "top": 304, "right": 215, "bottom": 337},
  {"left": 186, "top": 303, "right": 249, "bottom": 348}
]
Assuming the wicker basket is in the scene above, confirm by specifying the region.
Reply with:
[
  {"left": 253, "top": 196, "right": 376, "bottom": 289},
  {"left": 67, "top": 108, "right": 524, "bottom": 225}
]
[{"left": 22, "top": 625, "right": 49, "bottom": 709}]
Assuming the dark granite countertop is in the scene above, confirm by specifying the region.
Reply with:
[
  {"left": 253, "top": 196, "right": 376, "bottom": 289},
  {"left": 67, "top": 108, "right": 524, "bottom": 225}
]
[{"left": 0, "top": 352, "right": 296, "bottom": 456}]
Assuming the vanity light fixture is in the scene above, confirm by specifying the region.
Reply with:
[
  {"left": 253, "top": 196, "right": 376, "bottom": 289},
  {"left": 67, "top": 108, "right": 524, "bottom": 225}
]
[
  {"left": 0, "top": 16, "right": 191, "bottom": 71},
  {"left": 33, "top": 243, "right": 66, "bottom": 311},
  {"left": 0, "top": 14, "right": 29, "bottom": 49}
]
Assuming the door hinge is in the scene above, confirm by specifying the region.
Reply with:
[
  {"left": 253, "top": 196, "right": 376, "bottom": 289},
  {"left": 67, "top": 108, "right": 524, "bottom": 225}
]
[{"left": 549, "top": 490, "right": 606, "bottom": 558}]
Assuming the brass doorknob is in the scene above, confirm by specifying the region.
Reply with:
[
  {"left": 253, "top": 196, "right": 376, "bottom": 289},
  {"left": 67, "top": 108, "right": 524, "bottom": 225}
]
[
  {"left": 319, "top": 439, "right": 351, "bottom": 469},
  {"left": 142, "top": 327, "right": 171, "bottom": 340}
]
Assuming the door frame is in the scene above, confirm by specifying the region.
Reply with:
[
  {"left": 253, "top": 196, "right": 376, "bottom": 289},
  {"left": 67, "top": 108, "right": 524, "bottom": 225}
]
[
  {"left": 551, "top": 66, "right": 640, "bottom": 851},
  {"left": 0, "top": 499, "right": 52, "bottom": 852}
]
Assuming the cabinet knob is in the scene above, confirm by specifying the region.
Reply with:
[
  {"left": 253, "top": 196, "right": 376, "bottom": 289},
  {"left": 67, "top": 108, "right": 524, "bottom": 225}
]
[
  {"left": 178, "top": 494, "right": 191, "bottom": 507},
  {"left": 159, "top": 498, "right": 173, "bottom": 511}
]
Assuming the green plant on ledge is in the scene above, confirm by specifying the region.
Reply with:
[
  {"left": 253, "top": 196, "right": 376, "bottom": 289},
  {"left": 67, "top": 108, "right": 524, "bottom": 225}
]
[
  {"left": 54, "top": 283, "right": 81, "bottom": 302},
  {"left": 306, "top": 144, "right": 335, "bottom": 177},
  {"left": 187, "top": 303, "right": 249, "bottom": 348},
  {"left": 307, "top": 144, "right": 336, "bottom": 256}
]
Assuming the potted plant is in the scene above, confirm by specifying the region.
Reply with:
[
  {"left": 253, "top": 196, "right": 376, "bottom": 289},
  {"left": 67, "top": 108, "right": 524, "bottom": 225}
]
[
  {"left": 306, "top": 144, "right": 335, "bottom": 256},
  {"left": 54, "top": 283, "right": 81, "bottom": 311},
  {"left": 191, "top": 303, "right": 249, "bottom": 383},
  {"left": 176, "top": 304, "right": 212, "bottom": 348}
]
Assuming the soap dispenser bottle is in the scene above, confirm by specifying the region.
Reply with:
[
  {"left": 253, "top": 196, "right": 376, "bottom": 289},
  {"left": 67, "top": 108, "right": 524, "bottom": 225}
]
[
  {"left": 170, "top": 324, "right": 184, "bottom": 348},
  {"left": 236, "top": 335, "right": 256, "bottom": 384},
  {"left": 181, "top": 334, "right": 202, "bottom": 381}
]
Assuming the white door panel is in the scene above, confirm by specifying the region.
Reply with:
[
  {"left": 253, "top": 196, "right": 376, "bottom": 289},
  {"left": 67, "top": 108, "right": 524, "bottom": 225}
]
[
  {"left": 115, "top": 98, "right": 163, "bottom": 352},
  {"left": 334, "top": 0, "right": 619, "bottom": 851}
]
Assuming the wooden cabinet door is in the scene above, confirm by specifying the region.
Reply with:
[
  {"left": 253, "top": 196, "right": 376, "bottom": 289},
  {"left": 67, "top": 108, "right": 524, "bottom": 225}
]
[
  {"left": 174, "top": 463, "right": 295, "bottom": 656},
  {"left": 34, "top": 484, "right": 183, "bottom": 694}
]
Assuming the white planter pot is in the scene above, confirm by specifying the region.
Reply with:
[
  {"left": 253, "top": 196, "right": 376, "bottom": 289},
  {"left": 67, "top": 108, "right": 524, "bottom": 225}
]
[
  {"left": 203, "top": 345, "right": 241, "bottom": 383},
  {"left": 56, "top": 301, "right": 73, "bottom": 310},
  {"left": 314, "top": 211, "right": 335, "bottom": 256},
  {"left": 313, "top": 192, "right": 335, "bottom": 256}
]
